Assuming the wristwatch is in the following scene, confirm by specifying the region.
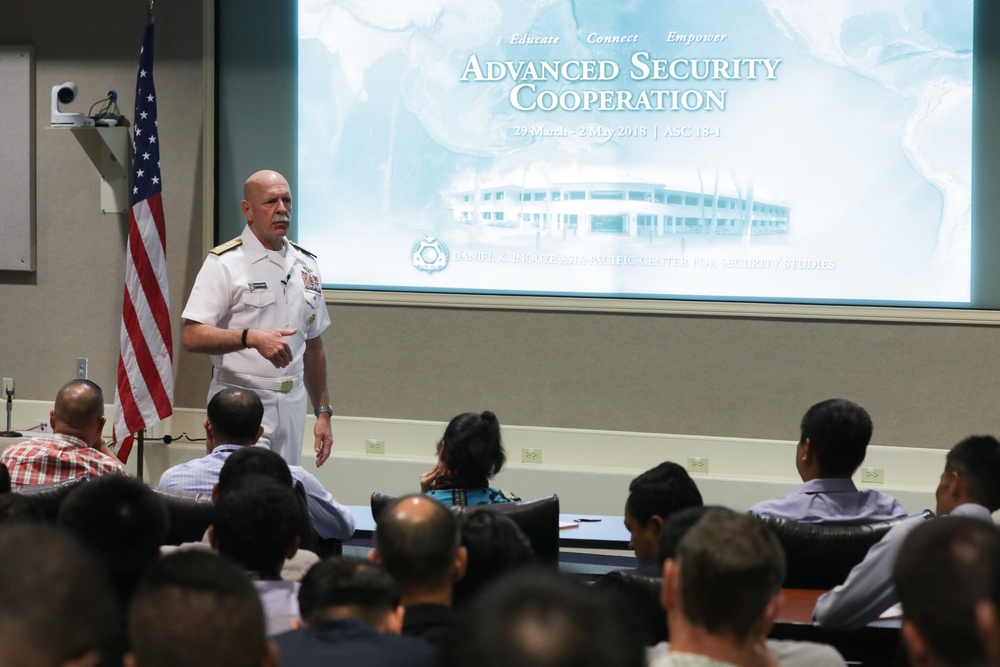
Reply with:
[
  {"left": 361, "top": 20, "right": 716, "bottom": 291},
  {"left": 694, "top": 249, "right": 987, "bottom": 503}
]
[{"left": 314, "top": 405, "right": 334, "bottom": 417}]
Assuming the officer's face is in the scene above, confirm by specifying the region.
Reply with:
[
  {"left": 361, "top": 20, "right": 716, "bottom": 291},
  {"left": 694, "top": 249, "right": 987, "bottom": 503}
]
[{"left": 243, "top": 176, "right": 292, "bottom": 250}]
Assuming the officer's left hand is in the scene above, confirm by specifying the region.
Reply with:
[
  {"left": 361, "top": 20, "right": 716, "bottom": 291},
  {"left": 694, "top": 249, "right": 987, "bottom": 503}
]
[{"left": 314, "top": 415, "right": 333, "bottom": 467}]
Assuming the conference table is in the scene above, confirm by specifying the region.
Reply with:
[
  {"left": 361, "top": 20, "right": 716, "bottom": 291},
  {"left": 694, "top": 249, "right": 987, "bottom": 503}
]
[
  {"left": 773, "top": 589, "right": 902, "bottom": 667},
  {"left": 345, "top": 504, "right": 631, "bottom": 550}
]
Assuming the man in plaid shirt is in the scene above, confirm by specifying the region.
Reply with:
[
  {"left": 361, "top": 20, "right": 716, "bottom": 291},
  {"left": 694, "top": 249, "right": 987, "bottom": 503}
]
[{"left": 0, "top": 380, "right": 126, "bottom": 485}]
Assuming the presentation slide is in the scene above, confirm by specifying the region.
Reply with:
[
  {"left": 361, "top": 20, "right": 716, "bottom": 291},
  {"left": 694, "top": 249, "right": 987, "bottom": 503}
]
[{"left": 297, "top": 0, "right": 972, "bottom": 305}]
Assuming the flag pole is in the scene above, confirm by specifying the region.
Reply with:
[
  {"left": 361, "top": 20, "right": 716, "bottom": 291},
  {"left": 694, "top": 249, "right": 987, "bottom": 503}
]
[{"left": 137, "top": 428, "right": 145, "bottom": 482}]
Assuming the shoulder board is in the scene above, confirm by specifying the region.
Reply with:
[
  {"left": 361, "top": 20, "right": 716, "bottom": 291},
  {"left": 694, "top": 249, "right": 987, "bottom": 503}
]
[
  {"left": 209, "top": 238, "right": 242, "bottom": 255},
  {"left": 289, "top": 240, "right": 317, "bottom": 259}
]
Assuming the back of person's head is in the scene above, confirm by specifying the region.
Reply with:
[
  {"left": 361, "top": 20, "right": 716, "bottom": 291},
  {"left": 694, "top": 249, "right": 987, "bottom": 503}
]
[
  {"left": 375, "top": 494, "right": 461, "bottom": 594},
  {"left": 895, "top": 517, "right": 997, "bottom": 667},
  {"left": 626, "top": 461, "right": 703, "bottom": 525},
  {"left": 674, "top": 511, "right": 785, "bottom": 641},
  {"left": 217, "top": 446, "right": 293, "bottom": 494},
  {"left": 946, "top": 436, "right": 1000, "bottom": 511},
  {"left": 438, "top": 411, "right": 505, "bottom": 487},
  {"left": 0, "top": 524, "right": 120, "bottom": 667},
  {"left": 800, "top": 398, "right": 873, "bottom": 476},
  {"left": 207, "top": 388, "right": 264, "bottom": 445},
  {"left": 128, "top": 550, "right": 272, "bottom": 667},
  {"left": 298, "top": 557, "right": 402, "bottom": 630},
  {"left": 0, "top": 492, "right": 44, "bottom": 524},
  {"left": 443, "top": 567, "right": 645, "bottom": 667},
  {"left": 454, "top": 510, "right": 536, "bottom": 607},
  {"left": 58, "top": 474, "right": 169, "bottom": 607},
  {"left": 51, "top": 379, "right": 106, "bottom": 439},
  {"left": 213, "top": 475, "right": 300, "bottom": 577},
  {"left": 0, "top": 462, "right": 10, "bottom": 493},
  {"left": 657, "top": 505, "right": 731, "bottom": 563}
]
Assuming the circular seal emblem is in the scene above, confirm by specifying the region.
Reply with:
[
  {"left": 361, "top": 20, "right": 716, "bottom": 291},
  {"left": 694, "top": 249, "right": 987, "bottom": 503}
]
[{"left": 411, "top": 235, "right": 449, "bottom": 273}]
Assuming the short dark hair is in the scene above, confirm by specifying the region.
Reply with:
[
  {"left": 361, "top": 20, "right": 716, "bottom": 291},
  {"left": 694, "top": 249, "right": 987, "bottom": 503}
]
[
  {"left": 0, "top": 492, "right": 44, "bottom": 524},
  {"left": 58, "top": 474, "right": 169, "bottom": 607},
  {"left": 946, "top": 436, "right": 1000, "bottom": 511},
  {"left": 217, "top": 445, "right": 293, "bottom": 494},
  {"left": 213, "top": 475, "right": 300, "bottom": 576},
  {"left": 454, "top": 510, "right": 536, "bottom": 607},
  {"left": 0, "top": 524, "right": 119, "bottom": 665},
  {"left": 207, "top": 388, "right": 264, "bottom": 445},
  {"left": 894, "top": 517, "right": 997, "bottom": 667},
  {"left": 442, "top": 568, "right": 645, "bottom": 667},
  {"left": 298, "top": 557, "right": 401, "bottom": 627},
  {"left": 0, "top": 462, "right": 10, "bottom": 493},
  {"left": 129, "top": 550, "right": 267, "bottom": 667},
  {"left": 800, "top": 399, "right": 873, "bottom": 476},
  {"left": 437, "top": 411, "right": 505, "bottom": 487},
  {"left": 676, "top": 511, "right": 785, "bottom": 641},
  {"left": 626, "top": 461, "right": 703, "bottom": 526},
  {"left": 375, "top": 494, "right": 460, "bottom": 592}
]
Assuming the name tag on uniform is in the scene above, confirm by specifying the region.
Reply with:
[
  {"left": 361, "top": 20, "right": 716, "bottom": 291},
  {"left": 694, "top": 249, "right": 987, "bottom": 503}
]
[
  {"left": 301, "top": 268, "right": 322, "bottom": 293},
  {"left": 248, "top": 282, "right": 268, "bottom": 291}
]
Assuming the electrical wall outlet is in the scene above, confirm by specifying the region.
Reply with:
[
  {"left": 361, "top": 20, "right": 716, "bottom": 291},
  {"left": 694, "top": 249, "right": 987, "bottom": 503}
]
[
  {"left": 35, "top": 420, "right": 49, "bottom": 433},
  {"left": 686, "top": 456, "right": 710, "bottom": 473},
  {"left": 521, "top": 448, "right": 542, "bottom": 464},
  {"left": 1, "top": 378, "right": 12, "bottom": 396},
  {"left": 861, "top": 467, "right": 884, "bottom": 484},
  {"left": 75, "top": 357, "right": 88, "bottom": 379},
  {"left": 365, "top": 438, "right": 385, "bottom": 455}
]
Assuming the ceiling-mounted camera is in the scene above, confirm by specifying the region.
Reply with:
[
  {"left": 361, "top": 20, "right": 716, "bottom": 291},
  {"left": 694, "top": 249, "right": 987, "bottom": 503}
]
[{"left": 51, "top": 81, "right": 95, "bottom": 127}]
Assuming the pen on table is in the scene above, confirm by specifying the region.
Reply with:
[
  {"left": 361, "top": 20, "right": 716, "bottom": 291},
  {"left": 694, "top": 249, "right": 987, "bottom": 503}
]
[{"left": 573, "top": 518, "right": 602, "bottom": 523}]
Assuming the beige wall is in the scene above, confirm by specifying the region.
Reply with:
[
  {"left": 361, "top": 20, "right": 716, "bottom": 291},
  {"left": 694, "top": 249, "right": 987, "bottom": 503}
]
[{"left": 2, "top": 2, "right": 999, "bottom": 455}]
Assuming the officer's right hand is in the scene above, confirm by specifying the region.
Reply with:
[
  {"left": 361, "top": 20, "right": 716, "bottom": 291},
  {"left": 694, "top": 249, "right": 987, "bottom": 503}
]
[{"left": 248, "top": 328, "right": 297, "bottom": 368}]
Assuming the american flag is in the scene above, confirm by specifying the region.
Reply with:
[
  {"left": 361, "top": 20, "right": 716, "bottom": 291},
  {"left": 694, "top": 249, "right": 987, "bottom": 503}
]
[{"left": 112, "top": 22, "right": 173, "bottom": 463}]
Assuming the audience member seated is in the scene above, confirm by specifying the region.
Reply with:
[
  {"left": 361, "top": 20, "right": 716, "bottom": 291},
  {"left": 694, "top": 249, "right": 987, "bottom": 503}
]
[
  {"left": 622, "top": 461, "right": 703, "bottom": 576},
  {"left": 162, "top": 446, "right": 322, "bottom": 581},
  {"left": 814, "top": 434, "right": 1000, "bottom": 630},
  {"left": 372, "top": 494, "right": 468, "bottom": 648},
  {"left": 748, "top": 399, "right": 907, "bottom": 525},
  {"left": 0, "top": 462, "right": 10, "bottom": 493},
  {"left": 976, "top": 533, "right": 1000, "bottom": 667},
  {"left": 894, "top": 517, "right": 998, "bottom": 667},
  {"left": 158, "top": 387, "right": 354, "bottom": 540},
  {"left": 0, "top": 524, "right": 121, "bottom": 667},
  {"left": 273, "top": 557, "right": 438, "bottom": 667},
  {"left": 453, "top": 510, "right": 536, "bottom": 607},
  {"left": 649, "top": 511, "right": 846, "bottom": 667},
  {"left": 127, "top": 550, "right": 277, "bottom": 667},
  {"left": 644, "top": 507, "right": 847, "bottom": 666},
  {"left": 211, "top": 474, "right": 304, "bottom": 635},
  {"left": 442, "top": 567, "right": 646, "bottom": 667},
  {"left": 0, "top": 491, "right": 44, "bottom": 524},
  {"left": 419, "top": 410, "right": 519, "bottom": 505},
  {"left": 57, "top": 474, "right": 169, "bottom": 610},
  {"left": 0, "top": 379, "right": 125, "bottom": 485}
]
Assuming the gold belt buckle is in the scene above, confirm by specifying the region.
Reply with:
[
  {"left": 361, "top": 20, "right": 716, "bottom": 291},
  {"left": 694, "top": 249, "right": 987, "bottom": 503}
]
[{"left": 279, "top": 379, "right": 293, "bottom": 394}]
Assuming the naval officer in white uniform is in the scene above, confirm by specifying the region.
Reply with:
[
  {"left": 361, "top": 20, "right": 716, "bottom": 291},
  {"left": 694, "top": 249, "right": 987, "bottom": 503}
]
[{"left": 181, "top": 169, "right": 333, "bottom": 467}]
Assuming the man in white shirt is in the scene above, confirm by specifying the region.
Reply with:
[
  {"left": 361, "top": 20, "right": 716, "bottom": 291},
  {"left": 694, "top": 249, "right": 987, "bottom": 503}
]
[{"left": 182, "top": 169, "right": 332, "bottom": 467}]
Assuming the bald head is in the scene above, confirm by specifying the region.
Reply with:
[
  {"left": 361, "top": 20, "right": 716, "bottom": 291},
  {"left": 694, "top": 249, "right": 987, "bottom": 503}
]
[
  {"left": 241, "top": 170, "right": 292, "bottom": 250},
  {"left": 51, "top": 380, "right": 105, "bottom": 445},
  {"left": 374, "top": 495, "right": 462, "bottom": 597},
  {"left": 243, "top": 170, "right": 288, "bottom": 201}
]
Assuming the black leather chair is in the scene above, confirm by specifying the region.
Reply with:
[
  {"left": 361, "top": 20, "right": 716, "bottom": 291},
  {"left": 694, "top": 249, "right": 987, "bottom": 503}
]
[
  {"left": 13, "top": 476, "right": 90, "bottom": 521},
  {"left": 594, "top": 571, "right": 667, "bottom": 645},
  {"left": 753, "top": 510, "right": 934, "bottom": 589},
  {"left": 371, "top": 492, "right": 561, "bottom": 565},
  {"left": 153, "top": 487, "right": 214, "bottom": 545}
]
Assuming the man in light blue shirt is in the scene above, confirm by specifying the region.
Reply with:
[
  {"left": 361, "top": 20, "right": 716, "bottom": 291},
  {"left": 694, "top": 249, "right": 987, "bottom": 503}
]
[
  {"left": 813, "top": 435, "right": 1000, "bottom": 630},
  {"left": 158, "top": 387, "right": 354, "bottom": 541},
  {"left": 749, "top": 399, "right": 907, "bottom": 525}
]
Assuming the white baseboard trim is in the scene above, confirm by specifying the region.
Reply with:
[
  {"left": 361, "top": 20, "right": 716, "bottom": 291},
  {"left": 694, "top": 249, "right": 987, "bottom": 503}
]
[{"left": 6, "top": 401, "right": 944, "bottom": 515}]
